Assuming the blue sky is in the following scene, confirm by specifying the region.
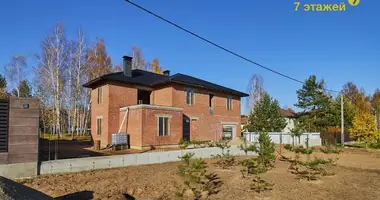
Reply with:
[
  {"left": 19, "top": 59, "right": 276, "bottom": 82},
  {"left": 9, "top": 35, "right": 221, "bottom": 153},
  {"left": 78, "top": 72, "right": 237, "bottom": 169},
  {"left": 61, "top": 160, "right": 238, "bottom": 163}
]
[{"left": 0, "top": 0, "right": 379, "bottom": 113}]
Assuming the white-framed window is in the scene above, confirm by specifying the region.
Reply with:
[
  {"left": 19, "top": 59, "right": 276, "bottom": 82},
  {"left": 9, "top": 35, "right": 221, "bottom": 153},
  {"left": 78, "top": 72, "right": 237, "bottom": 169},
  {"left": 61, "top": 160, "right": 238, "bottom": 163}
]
[
  {"left": 226, "top": 97, "right": 232, "bottom": 110},
  {"left": 158, "top": 116, "right": 169, "bottom": 136},
  {"left": 98, "top": 86, "right": 103, "bottom": 104},
  {"left": 96, "top": 117, "right": 103, "bottom": 136},
  {"left": 222, "top": 125, "right": 234, "bottom": 140},
  {"left": 186, "top": 89, "right": 195, "bottom": 105}
]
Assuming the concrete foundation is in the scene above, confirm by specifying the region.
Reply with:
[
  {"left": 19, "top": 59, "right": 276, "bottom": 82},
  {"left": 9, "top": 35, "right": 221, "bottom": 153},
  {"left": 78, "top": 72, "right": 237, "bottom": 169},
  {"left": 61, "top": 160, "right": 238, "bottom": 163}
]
[
  {"left": 0, "top": 162, "right": 38, "bottom": 179},
  {"left": 39, "top": 147, "right": 254, "bottom": 175}
]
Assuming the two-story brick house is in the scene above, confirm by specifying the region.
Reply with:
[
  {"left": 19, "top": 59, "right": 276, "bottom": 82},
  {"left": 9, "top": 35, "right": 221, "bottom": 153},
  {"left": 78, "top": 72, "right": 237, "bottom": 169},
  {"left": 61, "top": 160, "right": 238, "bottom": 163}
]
[{"left": 83, "top": 56, "right": 248, "bottom": 150}]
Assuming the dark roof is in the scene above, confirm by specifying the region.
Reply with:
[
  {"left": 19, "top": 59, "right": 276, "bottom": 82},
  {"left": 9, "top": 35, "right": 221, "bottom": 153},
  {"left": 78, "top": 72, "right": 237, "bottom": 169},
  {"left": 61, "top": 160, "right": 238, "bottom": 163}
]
[
  {"left": 280, "top": 108, "right": 297, "bottom": 118},
  {"left": 83, "top": 69, "right": 248, "bottom": 97}
]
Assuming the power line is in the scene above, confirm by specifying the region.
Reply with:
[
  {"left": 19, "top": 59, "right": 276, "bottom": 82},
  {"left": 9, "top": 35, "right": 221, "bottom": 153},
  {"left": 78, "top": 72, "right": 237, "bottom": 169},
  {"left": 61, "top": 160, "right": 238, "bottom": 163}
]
[
  {"left": 124, "top": 0, "right": 343, "bottom": 95},
  {"left": 125, "top": 1, "right": 306, "bottom": 84}
]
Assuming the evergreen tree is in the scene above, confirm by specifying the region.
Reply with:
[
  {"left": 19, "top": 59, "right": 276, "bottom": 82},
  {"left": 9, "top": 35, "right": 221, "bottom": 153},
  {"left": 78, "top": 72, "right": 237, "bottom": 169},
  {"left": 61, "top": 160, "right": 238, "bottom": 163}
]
[
  {"left": 327, "top": 95, "right": 356, "bottom": 130},
  {"left": 12, "top": 80, "right": 32, "bottom": 98},
  {"left": 246, "top": 93, "right": 286, "bottom": 132},
  {"left": 256, "top": 132, "right": 276, "bottom": 170},
  {"left": 289, "top": 119, "right": 306, "bottom": 147},
  {"left": 0, "top": 74, "right": 8, "bottom": 99},
  {"left": 295, "top": 75, "right": 332, "bottom": 132}
]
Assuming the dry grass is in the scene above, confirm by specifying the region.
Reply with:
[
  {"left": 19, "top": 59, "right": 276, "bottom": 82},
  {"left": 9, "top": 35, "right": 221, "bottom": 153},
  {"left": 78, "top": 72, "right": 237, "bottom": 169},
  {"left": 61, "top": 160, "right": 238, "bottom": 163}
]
[{"left": 23, "top": 147, "right": 380, "bottom": 200}]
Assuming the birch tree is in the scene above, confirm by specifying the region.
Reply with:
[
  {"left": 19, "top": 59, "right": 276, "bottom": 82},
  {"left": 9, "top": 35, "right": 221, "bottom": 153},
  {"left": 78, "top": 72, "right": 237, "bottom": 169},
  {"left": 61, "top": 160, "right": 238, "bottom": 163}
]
[
  {"left": 35, "top": 22, "right": 68, "bottom": 136},
  {"left": 132, "top": 46, "right": 145, "bottom": 70},
  {"left": 72, "top": 29, "right": 88, "bottom": 137},
  {"left": 4, "top": 54, "right": 27, "bottom": 97},
  {"left": 372, "top": 89, "right": 380, "bottom": 129},
  {"left": 246, "top": 74, "right": 265, "bottom": 114}
]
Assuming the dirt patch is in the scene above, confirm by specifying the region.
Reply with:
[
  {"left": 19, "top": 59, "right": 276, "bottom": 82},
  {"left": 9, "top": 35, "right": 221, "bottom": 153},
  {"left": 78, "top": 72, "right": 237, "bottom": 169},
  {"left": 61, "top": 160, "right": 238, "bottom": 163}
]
[
  {"left": 24, "top": 148, "right": 380, "bottom": 200},
  {"left": 39, "top": 137, "right": 183, "bottom": 161}
]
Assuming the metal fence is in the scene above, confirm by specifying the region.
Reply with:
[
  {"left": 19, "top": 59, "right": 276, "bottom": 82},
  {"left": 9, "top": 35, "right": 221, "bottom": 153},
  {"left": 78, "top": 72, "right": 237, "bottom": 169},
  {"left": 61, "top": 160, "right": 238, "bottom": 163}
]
[{"left": 243, "top": 132, "right": 322, "bottom": 147}]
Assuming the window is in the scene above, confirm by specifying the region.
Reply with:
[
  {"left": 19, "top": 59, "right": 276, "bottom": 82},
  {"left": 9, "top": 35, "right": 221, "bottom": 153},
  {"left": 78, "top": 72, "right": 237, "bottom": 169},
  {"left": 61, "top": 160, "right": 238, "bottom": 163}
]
[
  {"left": 137, "top": 90, "right": 151, "bottom": 105},
  {"left": 186, "top": 89, "right": 194, "bottom": 105},
  {"left": 98, "top": 86, "right": 103, "bottom": 104},
  {"left": 96, "top": 117, "right": 102, "bottom": 136},
  {"left": 226, "top": 97, "right": 232, "bottom": 110},
  {"left": 222, "top": 126, "right": 233, "bottom": 140},
  {"left": 158, "top": 117, "right": 169, "bottom": 136}
]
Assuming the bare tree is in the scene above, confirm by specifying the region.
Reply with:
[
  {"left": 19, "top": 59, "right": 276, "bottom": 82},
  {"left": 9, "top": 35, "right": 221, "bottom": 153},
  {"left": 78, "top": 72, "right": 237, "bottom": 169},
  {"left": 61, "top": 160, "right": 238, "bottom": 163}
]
[
  {"left": 63, "top": 29, "right": 88, "bottom": 139},
  {"left": 132, "top": 46, "right": 145, "bottom": 70},
  {"left": 35, "top": 22, "right": 68, "bottom": 136},
  {"left": 4, "top": 54, "right": 27, "bottom": 97},
  {"left": 246, "top": 74, "right": 265, "bottom": 113}
]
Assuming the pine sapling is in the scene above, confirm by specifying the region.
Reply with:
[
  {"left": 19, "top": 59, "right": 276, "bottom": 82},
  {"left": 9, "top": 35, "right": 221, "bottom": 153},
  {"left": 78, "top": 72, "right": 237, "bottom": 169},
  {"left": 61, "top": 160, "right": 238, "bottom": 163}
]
[{"left": 177, "top": 152, "right": 222, "bottom": 200}]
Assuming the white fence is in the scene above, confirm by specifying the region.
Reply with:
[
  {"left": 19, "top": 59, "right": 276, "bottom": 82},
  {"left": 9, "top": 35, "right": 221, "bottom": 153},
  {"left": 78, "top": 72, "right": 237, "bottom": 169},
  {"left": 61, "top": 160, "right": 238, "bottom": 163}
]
[
  {"left": 243, "top": 132, "right": 321, "bottom": 147},
  {"left": 40, "top": 147, "right": 254, "bottom": 175}
]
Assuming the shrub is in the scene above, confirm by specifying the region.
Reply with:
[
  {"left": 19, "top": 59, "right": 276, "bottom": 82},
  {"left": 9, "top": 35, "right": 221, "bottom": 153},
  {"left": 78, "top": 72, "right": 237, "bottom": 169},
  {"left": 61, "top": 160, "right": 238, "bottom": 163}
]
[
  {"left": 213, "top": 141, "right": 236, "bottom": 169},
  {"left": 250, "top": 176, "right": 274, "bottom": 193},
  {"left": 214, "top": 140, "right": 231, "bottom": 154},
  {"left": 177, "top": 152, "right": 222, "bottom": 200},
  {"left": 239, "top": 138, "right": 256, "bottom": 156},
  {"left": 320, "top": 146, "right": 343, "bottom": 154},
  {"left": 288, "top": 156, "right": 337, "bottom": 181},
  {"left": 284, "top": 144, "right": 293, "bottom": 151},
  {"left": 239, "top": 158, "right": 263, "bottom": 178},
  {"left": 179, "top": 139, "right": 190, "bottom": 149},
  {"left": 178, "top": 153, "right": 195, "bottom": 165}
]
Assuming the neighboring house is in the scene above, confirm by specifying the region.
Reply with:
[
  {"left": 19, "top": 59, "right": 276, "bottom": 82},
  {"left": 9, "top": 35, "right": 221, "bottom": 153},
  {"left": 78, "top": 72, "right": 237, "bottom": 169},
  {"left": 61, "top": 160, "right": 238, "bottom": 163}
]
[
  {"left": 281, "top": 108, "right": 297, "bottom": 133},
  {"left": 83, "top": 56, "right": 248, "bottom": 150}
]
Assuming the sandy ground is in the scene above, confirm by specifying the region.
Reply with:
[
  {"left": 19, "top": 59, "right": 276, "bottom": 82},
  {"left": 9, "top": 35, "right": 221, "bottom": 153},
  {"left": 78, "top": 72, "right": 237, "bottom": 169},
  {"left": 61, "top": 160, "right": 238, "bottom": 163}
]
[{"left": 22, "top": 147, "right": 380, "bottom": 200}]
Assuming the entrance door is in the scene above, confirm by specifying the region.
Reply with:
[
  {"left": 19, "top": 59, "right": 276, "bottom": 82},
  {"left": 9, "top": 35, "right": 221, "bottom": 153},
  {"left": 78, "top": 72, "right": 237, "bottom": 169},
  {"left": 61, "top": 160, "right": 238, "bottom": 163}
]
[{"left": 183, "top": 115, "right": 190, "bottom": 141}]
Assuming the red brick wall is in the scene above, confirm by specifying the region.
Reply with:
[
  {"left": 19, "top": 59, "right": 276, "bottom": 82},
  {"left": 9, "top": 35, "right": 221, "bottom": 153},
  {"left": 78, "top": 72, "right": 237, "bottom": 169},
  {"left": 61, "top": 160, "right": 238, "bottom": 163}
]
[
  {"left": 119, "top": 105, "right": 183, "bottom": 149},
  {"left": 91, "top": 83, "right": 137, "bottom": 147},
  {"left": 91, "top": 85, "right": 110, "bottom": 147},
  {"left": 171, "top": 84, "right": 241, "bottom": 141},
  {"left": 119, "top": 108, "right": 143, "bottom": 147},
  {"left": 108, "top": 84, "right": 137, "bottom": 144},
  {"left": 151, "top": 87, "right": 173, "bottom": 106},
  {"left": 141, "top": 107, "right": 182, "bottom": 147}
]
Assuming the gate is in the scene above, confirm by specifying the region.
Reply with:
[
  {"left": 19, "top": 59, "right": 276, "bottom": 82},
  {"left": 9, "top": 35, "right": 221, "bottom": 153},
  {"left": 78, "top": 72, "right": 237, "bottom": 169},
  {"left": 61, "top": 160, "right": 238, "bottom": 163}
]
[{"left": 0, "top": 99, "right": 9, "bottom": 152}]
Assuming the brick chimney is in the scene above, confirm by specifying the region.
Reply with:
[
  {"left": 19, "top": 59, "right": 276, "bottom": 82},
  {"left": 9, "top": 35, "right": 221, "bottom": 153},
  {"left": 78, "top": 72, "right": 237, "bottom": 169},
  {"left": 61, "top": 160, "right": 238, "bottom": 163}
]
[{"left": 123, "top": 56, "right": 132, "bottom": 77}]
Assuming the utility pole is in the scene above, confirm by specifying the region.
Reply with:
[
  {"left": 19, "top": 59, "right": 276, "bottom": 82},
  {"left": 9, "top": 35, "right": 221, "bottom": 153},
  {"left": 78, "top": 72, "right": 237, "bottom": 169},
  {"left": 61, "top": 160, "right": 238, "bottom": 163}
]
[{"left": 341, "top": 95, "right": 344, "bottom": 146}]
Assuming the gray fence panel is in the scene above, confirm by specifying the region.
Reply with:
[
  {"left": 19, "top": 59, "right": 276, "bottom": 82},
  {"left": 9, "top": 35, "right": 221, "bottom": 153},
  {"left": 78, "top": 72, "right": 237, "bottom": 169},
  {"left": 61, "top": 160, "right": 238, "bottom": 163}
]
[{"left": 244, "top": 132, "right": 321, "bottom": 147}]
